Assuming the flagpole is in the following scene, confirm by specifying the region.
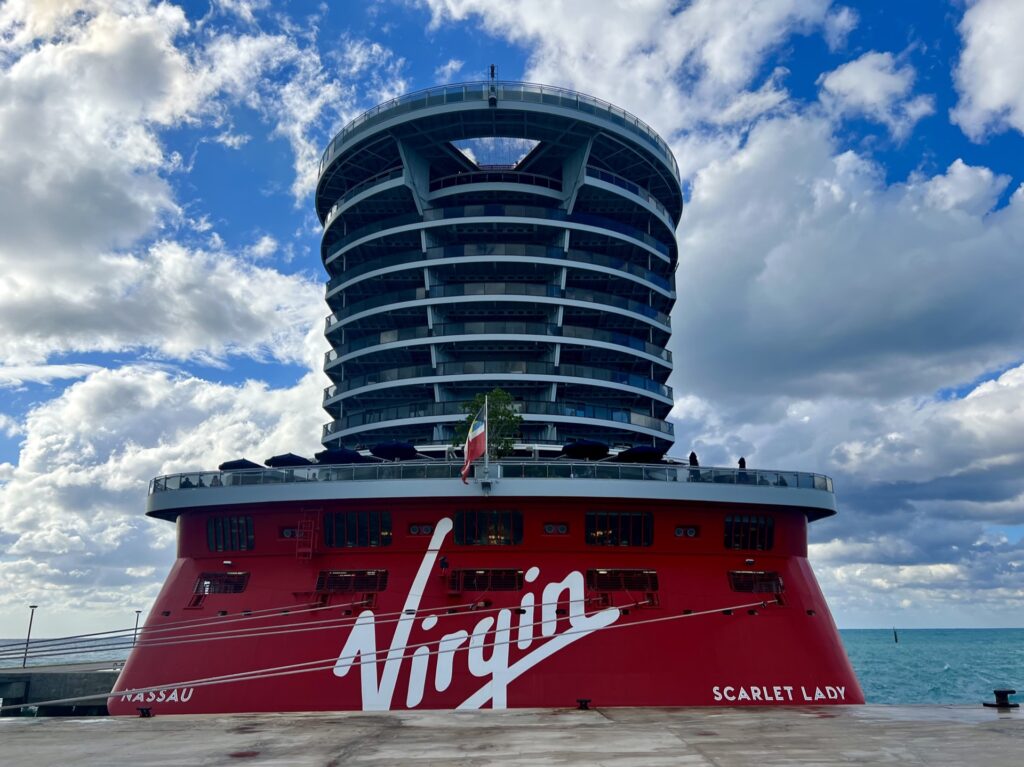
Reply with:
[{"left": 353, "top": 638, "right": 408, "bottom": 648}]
[{"left": 483, "top": 395, "right": 490, "bottom": 480}]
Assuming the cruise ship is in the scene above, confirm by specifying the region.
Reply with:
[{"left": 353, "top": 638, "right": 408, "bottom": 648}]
[{"left": 108, "top": 80, "right": 863, "bottom": 714}]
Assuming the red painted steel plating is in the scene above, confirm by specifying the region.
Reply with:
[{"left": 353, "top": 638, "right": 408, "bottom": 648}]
[{"left": 109, "top": 495, "right": 863, "bottom": 714}]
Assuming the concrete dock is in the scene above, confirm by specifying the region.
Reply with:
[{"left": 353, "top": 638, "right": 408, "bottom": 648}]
[{"left": 0, "top": 705, "right": 1020, "bottom": 766}]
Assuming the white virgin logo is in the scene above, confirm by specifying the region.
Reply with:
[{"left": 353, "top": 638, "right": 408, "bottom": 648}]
[{"left": 333, "top": 517, "right": 620, "bottom": 710}]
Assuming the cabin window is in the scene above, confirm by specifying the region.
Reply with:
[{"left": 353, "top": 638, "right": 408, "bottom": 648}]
[
  {"left": 207, "top": 516, "right": 255, "bottom": 552},
  {"left": 728, "top": 570, "right": 784, "bottom": 594},
  {"left": 449, "top": 569, "right": 525, "bottom": 591},
  {"left": 194, "top": 572, "right": 249, "bottom": 594},
  {"left": 323, "top": 511, "right": 393, "bottom": 548},
  {"left": 453, "top": 510, "right": 523, "bottom": 545},
  {"left": 724, "top": 515, "right": 775, "bottom": 551},
  {"left": 585, "top": 511, "right": 653, "bottom": 546},
  {"left": 314, "top": 570, "right": 389, "bottom": 592},
  {"left": 586, "top": 569, "right": 659, "bottom": 591}
]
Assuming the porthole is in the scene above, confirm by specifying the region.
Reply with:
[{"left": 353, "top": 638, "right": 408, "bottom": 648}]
[{"left": 674, "top": 526, "right": 699, "bottom": 538}]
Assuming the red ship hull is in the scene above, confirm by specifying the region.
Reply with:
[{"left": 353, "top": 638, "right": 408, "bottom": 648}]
[{"left": 109, "top": 493, "right": 863, "bottom": 714}]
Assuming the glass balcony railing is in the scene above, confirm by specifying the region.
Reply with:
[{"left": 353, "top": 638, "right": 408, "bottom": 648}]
[
  {"left": 319, "top": 81, "right": 680, "bottom": 184},
  {"left": 325, "top": 282, "right": 671, "bottom": 329},
  {"left": 321, "top": 399, "right": 674, "bottom": 436},
  {"left": 323, "top": 167, "right": 406, "bottom": 228},
  {"left": 583, "top": 166, "right": 673, "bottom": 223},
  {"left": 322, "top": 204, "right": 672, "bottom": 266},
  {"left": 429, "top": 170, "right": 562, "bottom": 193},
  {"left": 325, "top": 243, "right": 672, "bottom": 295},
  {"left": 322, "top": 321, "right": 671, "bottom": 365},
  {"left": 329, "top": 360, "right": 671, "bottom": 398},
  {"left": 151, "top": 461, "right": 833, "bottom": 496}
]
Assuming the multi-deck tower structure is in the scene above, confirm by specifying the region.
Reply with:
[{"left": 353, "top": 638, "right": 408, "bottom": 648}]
[{"left": 316, "top": 80, "right": 683, "bottom": 454}]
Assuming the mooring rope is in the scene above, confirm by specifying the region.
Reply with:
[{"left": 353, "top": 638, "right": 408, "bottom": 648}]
[{"left": 0, "top": 598, "right": 775, "bottom": 712}]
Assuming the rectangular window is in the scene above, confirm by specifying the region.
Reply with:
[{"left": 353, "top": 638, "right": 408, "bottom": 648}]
[
  {"left": 453, "top": 510, "right": 523, "bottom": 545},
  {"left": 207, "top": 516, "right": 255, "bottom": 552},
  {"left": 728, "top": 571, "right": 784, "bottom": 594},
  {"left": 314, "top": 570, "right": 389, "bottom": 592},
  {"left": 449, "top": 569, "right": 525, "bottom": 592},
  {"left": 724, "top": 515, "right": 775, "bottom": 551},
  {"left": 586, "top": 569, "right": 659, "bottom": 591},
  {"left": 585, "top": 511, "right": 653, "bottom": 546},
  {"left": 323, "top": 511, "right": 393, "bottom": 548},
  {"left": 194, "top": 572, "right": 249, "bottom": 594}
]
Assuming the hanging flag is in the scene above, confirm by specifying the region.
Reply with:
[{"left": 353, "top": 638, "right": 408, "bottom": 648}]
[{"left": 460, "top": 404, "right": 487, "bottom": 483}]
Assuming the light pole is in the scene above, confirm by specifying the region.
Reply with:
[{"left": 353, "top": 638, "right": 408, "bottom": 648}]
[
  {"left": 133, "top": 610, "right": 142, "bottom": 646},
  {"left": 21, "top": 604, "right": 38, "bottom": 668}
]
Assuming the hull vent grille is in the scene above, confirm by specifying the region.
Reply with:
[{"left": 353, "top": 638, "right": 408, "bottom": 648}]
[
  {"left": 315, "top": 569, "right": 389, "bottom": 592},
  {"left": 448, "top": 569, "right": 525, "bottom": 592},
  {"left": 586, "top": 569, "right": 659, "bottom": 592},
  {"left": 728, "top": 570, "right": 784, "bottom": 594}
]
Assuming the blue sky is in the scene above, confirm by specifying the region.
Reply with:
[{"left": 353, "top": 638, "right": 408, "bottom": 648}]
[{"left": 1, "top": 0, "right": 1023, "bottom": 636}]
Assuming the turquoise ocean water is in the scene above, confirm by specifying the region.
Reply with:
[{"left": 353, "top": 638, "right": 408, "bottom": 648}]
[
  {"left": 4, "top": 629, "right": 1022, "bottom": 705},
  {"left": 840, "top": 629, "right": 1023, "bottom": 704}
]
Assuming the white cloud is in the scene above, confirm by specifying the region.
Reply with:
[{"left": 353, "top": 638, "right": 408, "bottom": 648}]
[
  {"left": 675, "top": 115, "right": 1024, "bottom": 403},
  {"left": 421, "top": 0, "right": 833, "bottom": 136},
  {"left": 0, "top": 363, "right": 102, "bottom": 388},
  {"left": 434, "top": 57, "right": 463, "bottom": 83},
  {"left": 823, "top": 6, "right": 857, "bottom": 51},
  {"left": 952, "top": 0, "right": 1024, "bottom": 140},
  {"left": 0, "top": 363, "right": 326, "bottom": 634},
  {"left": 818, "top": 51, "right": 934, "bottom": 139}
]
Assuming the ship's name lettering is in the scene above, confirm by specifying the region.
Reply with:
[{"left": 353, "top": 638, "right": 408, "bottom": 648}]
[
  {"left": 333, "top": 516, "right": 620, "bottom": 711},
  {"left": 712, "top": 685, "right": 847, "bottom": 702},
  {"left": 119, "top": 687, "right": 194, "bottom": 704}
]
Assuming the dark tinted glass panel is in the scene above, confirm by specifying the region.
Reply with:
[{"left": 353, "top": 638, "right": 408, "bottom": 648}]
[
  {"left": 206, "top": 517, "right": 254, "bottom": 552},
  {"left": 585, "top": 511, "right": 653, "bottom": 546},
  {"left": 453, "top": 510, "right": 523, "bottom": 545},
  {"left": 723, "top": 515, "right": 775, "bottom": 551},
  {"left": 323, "top": 511, "right": 393, "bottom": 548}
]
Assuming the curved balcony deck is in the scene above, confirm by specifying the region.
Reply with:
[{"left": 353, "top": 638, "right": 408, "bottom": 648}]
[
  {"left": 323, "top": 322, "right": 671, "bottom": 368},
  {"left": 326, "top": 360, "right": 672, "bottom": 402},
  {"left": 321, "top": 399, "right": 673, "bottom": 437},
  {"left": 325, "top": 283, "right": 671, "bottom": 332},
  {"left": 326, "top": 244, "right": 673, "bottom": 298},
  {"left": 321, "top": 204, "right": 673, "bottom": 268},
  {"left": 147, "top": 460, "right": 837, "bottom": 522},
  {"left": 317, "top": 81, "right": 680, "bottom": 199}
]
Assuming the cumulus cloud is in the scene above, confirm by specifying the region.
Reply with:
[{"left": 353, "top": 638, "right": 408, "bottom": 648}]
[
  {"left": 0, "top": 364, "right": 325, "bottom": 633},
  {"left": 434, "top": 57, "right": 463, "bottom": 83},
  {"left": 823, "top": 5, "right": 858, "bottom": 51},
  {"left": 420, "top": 0, "right": 832, "bottom": 136},
  {"left": 675, "top": 115, "right": 1024, "bottom": 402},
  {"left": 818, "top": 51, "right": 934, "bottom": 139},
  {"left": 952, "top": 0, "right": 1024, "bottom": 141}
]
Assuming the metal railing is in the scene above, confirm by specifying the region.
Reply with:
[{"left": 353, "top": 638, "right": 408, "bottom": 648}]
[
  {"left": 429, "top": 170, "right": 562, "bottom": 193},
  {"left": 325, "top": 243, "right": 672, "bottom": 295},
  {"left": 150, "top": 461, "right": 833, "bottom": 495},
  {"left": 319, "top": 81, "right": 680, "bottom": 183},
  {"left": 584, "top": 166, "right": 673, "bottom": 224},
  {"left": 323, "top": 321, "right": 671, "bottom": 364},
  {"left": 323, "top": 167, "right": 405, "bottom": 228},
  {"left": 327, "top": 359, "right": 671, "bottom": 398},
  {"left": 322, "top": 204, "right": 672, "bottom": 266},
  {"left": 320, "top": 399, "right": 674, "bottom": 436},
  {"left": 325, "top": 282, "right": 671, "bottom": 328}
]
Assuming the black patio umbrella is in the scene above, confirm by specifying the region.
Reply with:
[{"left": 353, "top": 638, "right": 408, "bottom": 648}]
[
  {"left": 611, "top": 445, "right": 666, "bottom": 463},
  {"left": 264, "top": 452, "right": 314, "bottom": 467},
  {"left": 370, "top": 441, "right": 419, "bottom": 461},
  {"left": 560, "top": 439, "right": 609, "bottom": 460},
  {"left": 217, "top": 458, "right": 263, "bottom": 471},
  {"left": 314, "top": 447, "right": 372, "bottom": 464}
]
